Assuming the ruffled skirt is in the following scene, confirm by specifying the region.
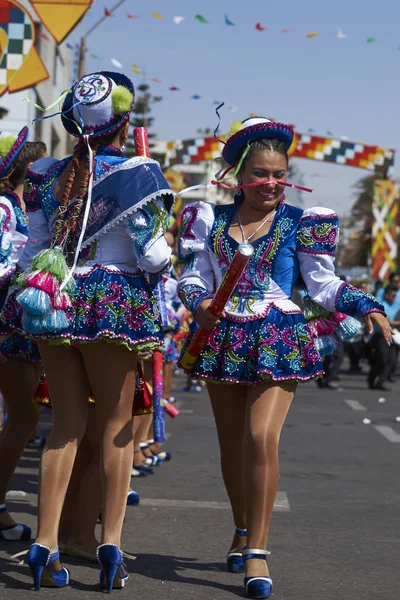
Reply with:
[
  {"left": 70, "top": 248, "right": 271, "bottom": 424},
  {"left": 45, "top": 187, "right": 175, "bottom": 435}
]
[
  {"left": 178, "top": 307, "right": 324, "bottom": 385},
  {"left": 1, "top": 267, "right": 163, "bottom": 352}
]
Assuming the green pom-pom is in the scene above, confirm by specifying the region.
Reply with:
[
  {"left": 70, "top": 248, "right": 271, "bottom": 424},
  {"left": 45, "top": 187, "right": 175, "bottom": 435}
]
[
  {"left": 111, "top": 86, "right": 134, "bottom": 115},
  {"left": 0, "top": 135, "right": 16, "bottom": 159}
]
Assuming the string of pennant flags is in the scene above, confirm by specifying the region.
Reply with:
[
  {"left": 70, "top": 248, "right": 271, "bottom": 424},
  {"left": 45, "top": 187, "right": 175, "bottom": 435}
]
[
  {"left": 59, "top": 6, "right": 396, "bottom": 142},
  {"left": 98, "top": 9, "right": 390, "bottom": 45}
]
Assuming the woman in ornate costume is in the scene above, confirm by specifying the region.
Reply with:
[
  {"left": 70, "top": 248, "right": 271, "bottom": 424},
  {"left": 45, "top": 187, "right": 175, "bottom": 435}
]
[
  {"left": 3, "top": 71, "right": 173, "bottom": 591},
  {"left": 177, "top": 117, "right": 391, "bottom": 599},
  {"left": 0, "top": 131, "right": 47, "bottom": 541}
]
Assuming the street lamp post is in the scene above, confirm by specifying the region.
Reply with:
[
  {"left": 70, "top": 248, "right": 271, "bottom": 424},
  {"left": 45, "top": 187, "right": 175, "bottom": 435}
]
[{"left": 78, "top": 0, "right": 128, "bottom": 77}]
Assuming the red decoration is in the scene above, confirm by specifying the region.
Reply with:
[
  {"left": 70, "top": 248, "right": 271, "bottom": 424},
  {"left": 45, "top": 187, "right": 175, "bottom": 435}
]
[
  {"left": 126, "top": 13, "right": 140, "bottom": 18},
  {"left": 104, "top": 7, "right": 112, "bottom": 17},
  {"left": 169, "top": 86, "right": 180, "bottom": 91},
  {"left": 255, "top": 22, "right": 266, "bottom": 31}
]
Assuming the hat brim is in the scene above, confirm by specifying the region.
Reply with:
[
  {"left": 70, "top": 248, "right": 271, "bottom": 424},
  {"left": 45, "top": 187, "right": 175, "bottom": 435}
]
[
  {"left": 222, "top": 122, "right": 294, "bottom": 166},
  {"left": 0, "top": 126, "right": 29, "bottom": 178},
  {"left": 61, "top": 71, "right": 135, "bottom": 139}
]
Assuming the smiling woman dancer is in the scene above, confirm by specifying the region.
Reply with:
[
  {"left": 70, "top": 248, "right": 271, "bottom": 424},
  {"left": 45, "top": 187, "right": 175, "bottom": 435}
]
[
  {"left": 4, "top": 71, "right": 173, "bottom": 591},
  {"left": 177, "top": 117, "right": 391, "bottom": 599}
]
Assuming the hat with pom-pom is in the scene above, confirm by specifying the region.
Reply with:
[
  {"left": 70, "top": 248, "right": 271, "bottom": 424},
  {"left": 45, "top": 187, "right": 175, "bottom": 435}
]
[
  {"left": 61, "top": 71, "right": 135, "bottom": 139},
  {"left": 223, "top": 117, "right": 294, "bottom": 167},
  {"left": 0, "top": 126, "right": 29, "bottom": 179}
]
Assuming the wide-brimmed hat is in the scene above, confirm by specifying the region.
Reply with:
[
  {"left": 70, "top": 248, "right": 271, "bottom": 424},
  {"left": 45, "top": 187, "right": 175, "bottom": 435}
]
[
  {"left": 61, "top": 71, "right": 135, "bottom": 139},
  {"left": 0, "top": 126, "right": 29, "bottom": 179},
  {"left": 223, "top": 117, "right": 294, "bottom": 167}
]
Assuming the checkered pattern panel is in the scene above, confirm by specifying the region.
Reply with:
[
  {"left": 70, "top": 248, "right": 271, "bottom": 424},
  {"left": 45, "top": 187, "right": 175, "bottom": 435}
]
[
  {"left": 167, "top": 132, "right": 395, "bottom": 177},
  {"left": 0, "top": 2, "right": 33, "bottom": 86},
  {"left": 372, "top": 180, "right": 399, "bottom": 281}
]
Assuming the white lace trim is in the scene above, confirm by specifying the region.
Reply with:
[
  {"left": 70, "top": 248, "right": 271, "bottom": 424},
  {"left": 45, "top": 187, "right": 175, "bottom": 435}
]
[{"left": 81, "top": 188, "right": 173, "bottom": 249}]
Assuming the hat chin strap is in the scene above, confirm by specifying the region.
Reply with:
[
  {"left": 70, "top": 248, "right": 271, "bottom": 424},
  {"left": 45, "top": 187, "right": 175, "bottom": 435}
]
[{"left": 60, "top": 134, "right": 94, "bottom": 291}]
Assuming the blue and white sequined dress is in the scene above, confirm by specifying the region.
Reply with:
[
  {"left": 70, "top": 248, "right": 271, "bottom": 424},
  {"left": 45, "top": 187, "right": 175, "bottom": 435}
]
[
  {"left": 1, "top": 147, "right": 174, "bottom": 351},
  {"left": 0, "top": 192, "right": 40, "bottom": 360},
  {"left": 177, "top": 198, "right": 384, "bottom": 385}
]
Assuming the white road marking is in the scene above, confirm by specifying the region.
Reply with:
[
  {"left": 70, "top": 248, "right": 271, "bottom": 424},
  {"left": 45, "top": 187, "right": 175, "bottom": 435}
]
[
  {"left": 344, "top": 399, "right": 367, "bottom": 411},
  {"left": 179, "top": 409, "right": 194, "bottom": 414},
  {"left": 140, "top": 492, "right": 290, "bottom": 512},
  {"left": 373, "top": 425, "right": 400, "bottom": 443}
]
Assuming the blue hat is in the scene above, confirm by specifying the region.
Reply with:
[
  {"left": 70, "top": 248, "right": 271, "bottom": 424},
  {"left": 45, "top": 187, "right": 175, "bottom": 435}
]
[
  {"left": 61, "top": 71, "right": 135, "bottom": 139},
  {"left": 0, "top": 126, "right": 29, "bottom": 178},
  {"left": 223, "top": 117, "right": 294, "bottom": 167}
]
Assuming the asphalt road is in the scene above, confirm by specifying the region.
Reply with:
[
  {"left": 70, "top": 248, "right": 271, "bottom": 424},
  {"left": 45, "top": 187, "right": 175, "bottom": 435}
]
[{"left": 0, "top": 361, "right": 399, "bottom": 599}]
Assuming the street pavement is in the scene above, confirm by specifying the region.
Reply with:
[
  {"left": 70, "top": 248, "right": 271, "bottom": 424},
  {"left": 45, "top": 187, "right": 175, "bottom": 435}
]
[{"left": 0, "top": 361, "right": 399, "bottom": 599}]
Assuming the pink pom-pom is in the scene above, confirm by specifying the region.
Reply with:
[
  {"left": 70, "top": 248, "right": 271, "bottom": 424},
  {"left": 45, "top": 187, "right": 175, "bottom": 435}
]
[
  {"left": 25, "top": 271, "right": 59, "bottom": 295},
  {"left": 309, "top": 317, "right": 336, "bottom": 337},
  {"left": 51, "top": 291, "right": 72, "bottom": 310}
]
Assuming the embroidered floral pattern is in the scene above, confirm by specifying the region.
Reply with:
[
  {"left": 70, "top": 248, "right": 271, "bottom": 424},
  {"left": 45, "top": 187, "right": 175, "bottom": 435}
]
[
  {"left": 180, "top": 308, "right": 324, "bottom": 385},
  {"left": 335, "top": 282, "right": 384, "bottom": 318},
  {"left": 179, "top": 283, "right": 212, "bottom": 314},
  {"left": 128, "top": 199, "right": 168, "bottom": 260},
  {"left": 297, "top": 215, "right": 339, "bottom": 256},
  {"left": 210, "top": 211, "right": 293, "bottom": 315}
]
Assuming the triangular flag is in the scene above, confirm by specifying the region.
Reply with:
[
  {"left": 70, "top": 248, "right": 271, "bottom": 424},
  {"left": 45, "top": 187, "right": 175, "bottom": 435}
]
[
  {"left": 305, "top": 32, "right": 319, "bottom": 38},
  {"left": 149, "top": 77, "right": 161, "bottom": 83},
  {"left": 337, "top": 27, "right": 347, "bottom": 39},
  {"left": 281, "top": 29, "right": 292, "bottom": 33},
  {"left": 91, "top": 54, "right": 101, "bottom": 59},
  {"left": 132, "top": 64, "right": 141, "bottom": 74},
  {"left": 173, "top": 16, "right": 185, "bottom": 25},
  {"left": 326, "top": 130, "right": 334, "bottom": 136},
  {"left": 152, "top": 12, "right": 163, "bottom": 19},
  {"left": 308, "top": 128, "right": 316, "bottom": 133},
  {"left": 104, "top": 7, "right": 112, "bottom": 17},
  {"left": 191, "top": 94, "right": 201, "bottom": 100},
  {"left": 127, "top": 13, "right": 140, "bottom": 19},
  {"left": 224, "top": 14, "right": 235, "bottom": 26},
  {"left": 30, "top": 0, "right": 93, "bottom": 44},
  {"left": 169, "top": 86, "right": 180, "bottom": 91},
  {"left": 111, "top": 58, "right": 123, "bottom": 68},
  {"left": 367, "top": 37, "right": 376, "bottom": 43},
  {"left": 195, "top": 14, "right": 208, "bottom": 24},
  {"left": 255, "top": 23, "right": 266, "bottom": 32}
]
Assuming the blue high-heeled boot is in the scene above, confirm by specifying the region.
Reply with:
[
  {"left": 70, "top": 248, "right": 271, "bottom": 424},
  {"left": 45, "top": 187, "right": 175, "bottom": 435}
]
[
  {"left": 26, "top": 544, "right": 70, "bottom": 591},
  {"left": 97, "top": 543, "right": 128, "bottom": 592},
  {"left": 226, "top": 528, "right": 247, "bottom": 573},
  {"left": 243, "top": 549, "right": 273, "bottom": 599}
]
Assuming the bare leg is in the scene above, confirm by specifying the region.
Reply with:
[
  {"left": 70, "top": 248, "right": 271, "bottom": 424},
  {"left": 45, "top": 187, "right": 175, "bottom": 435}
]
[
  {"left": 0, "top": 359, "right": 41, "bottom": 527},
  {"left": 208, "top": 383, "right": 247, "bottom": 552},
  {"left": 134, "top": 413, "right": 154, "bottom": 462},
  {"left": 35, "top": 343, "right": 90, "bottom": 549},
  {"left": 79, "top": 341, "right": 136, "bottom": 547},
  {"left": 59, "top": 405, "right": 101, "bottom": 554},
  {"left": 244, "top": 382, "right": 296, "bottom": 578}
]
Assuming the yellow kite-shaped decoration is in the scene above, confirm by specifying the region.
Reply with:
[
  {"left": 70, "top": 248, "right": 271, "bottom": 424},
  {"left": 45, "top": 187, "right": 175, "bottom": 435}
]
[
  {"left": 29, "top": 0, "right": 94, "bottom": 44},
  {"left": 0, "top": 0, "right": 49, "bottom": 97}
]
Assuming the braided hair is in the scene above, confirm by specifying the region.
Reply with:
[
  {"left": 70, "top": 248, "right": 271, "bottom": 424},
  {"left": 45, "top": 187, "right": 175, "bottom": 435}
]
[{"left": 239, "top": 138, "right": 289, "bottom": 171}]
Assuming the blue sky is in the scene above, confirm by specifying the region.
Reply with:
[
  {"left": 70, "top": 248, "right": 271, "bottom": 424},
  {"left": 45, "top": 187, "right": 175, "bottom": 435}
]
[{"left": 16, "top": 0, "right": 400, "bottom": 214}]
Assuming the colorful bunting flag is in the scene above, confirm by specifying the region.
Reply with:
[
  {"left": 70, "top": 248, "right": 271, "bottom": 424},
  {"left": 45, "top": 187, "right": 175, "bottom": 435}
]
[
  {"left": 104, "top": 7, "right": 112, "bottom": 17},
  {"left": 224, "top": 14, "right": 235, "bottom": 26},
  {"left": 191, "top": 94, "right": 201, "bottom": 99},
  {"left": 132, "top": 64, "right": 141, "bottom": 74},
  {"left": 195, "top": 14, "right": 208, "bottom": 24},
  {"left": 169, "top": 86, "right": 180, "bottom": 91},
  {"left": 367, "top": 37, "right": 376, "bottom": 43},
  {"left": 305, "top": 32, "right": 319, "bottom": 38},
  {"left": 337, "top": 27, "right": 347, "bottom": 39},
  {"left": 149, "top": 77, "right": 161, "bottom": 83},
  {"left": 281, "top": 29, "right": 292, "bottom": 33},
  {"left": 173, "top": 16, "right": 185, "bottom": 24},
  {"left": 111, "top": 58, "right": 123, "bottom": 68},
  {"left": 126, "top": 13, "right": 140, "bottom": 19},
  {"left": 152, "top": 12, "right": 163, "bottom": 20},
  {"left": 91, "top": 53, "right": 101, "bottom": 59},
  {"left": 255, "top": 23, "right": 266, "bottom": 32}
]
